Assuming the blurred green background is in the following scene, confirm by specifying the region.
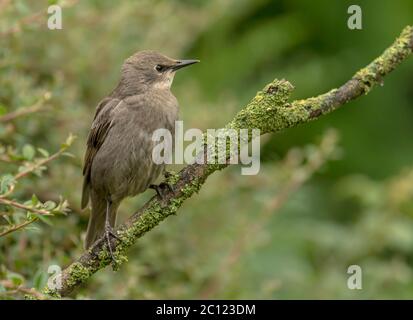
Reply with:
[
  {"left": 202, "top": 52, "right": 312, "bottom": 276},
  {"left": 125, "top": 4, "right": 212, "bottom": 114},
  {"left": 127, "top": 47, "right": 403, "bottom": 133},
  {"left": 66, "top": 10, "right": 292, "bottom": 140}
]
[{"left": 1, "top": 0, "right": 413, "bottom": 299}]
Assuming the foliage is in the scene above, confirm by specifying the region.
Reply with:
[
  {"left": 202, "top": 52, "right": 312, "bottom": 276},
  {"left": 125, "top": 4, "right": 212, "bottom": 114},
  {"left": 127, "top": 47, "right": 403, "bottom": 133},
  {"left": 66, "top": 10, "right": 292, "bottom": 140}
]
[{"left": 1, "top": 0, "right": 413, "bottom": 299}]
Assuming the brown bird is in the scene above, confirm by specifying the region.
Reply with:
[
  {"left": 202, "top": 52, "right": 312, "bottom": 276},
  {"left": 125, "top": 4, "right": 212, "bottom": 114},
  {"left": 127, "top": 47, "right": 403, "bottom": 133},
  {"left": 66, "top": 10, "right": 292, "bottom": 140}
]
[{"left": 81, "top": 51, "right": 199, "bottom": 257}]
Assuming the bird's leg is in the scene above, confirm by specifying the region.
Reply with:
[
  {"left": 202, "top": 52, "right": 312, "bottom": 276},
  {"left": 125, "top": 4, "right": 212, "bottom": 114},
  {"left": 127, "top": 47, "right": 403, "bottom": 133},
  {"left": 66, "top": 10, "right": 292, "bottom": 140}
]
[
  {"left": 161, "top": 181, "right": 175, "bottom": 193},
  {"left": 149, "top": 179, "right": 175, "bottom": 200},
  {"left": 163, "top": 170, "right": 175, "bottom": 179},
  {"left": 162, "top": 170, "right": 176, "bottom": 193},
  {"left": 149, "top": 184, "right": 165, "bottom": 199},
  {"left": 104, "top": 198, "right": 121, "bottom": 263}
]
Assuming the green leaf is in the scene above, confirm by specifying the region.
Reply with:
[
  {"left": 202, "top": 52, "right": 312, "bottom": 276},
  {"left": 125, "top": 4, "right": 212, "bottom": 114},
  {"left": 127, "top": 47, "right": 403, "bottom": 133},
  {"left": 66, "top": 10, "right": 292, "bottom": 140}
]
[
  {"left": 7, "top": 271, "right": 24, "bottom": 286},
  {"left": 2, "top": 215, "right": 12, "bottom": 225},
  {"left": 37, "top": 148, "right": 49, "bottom": 158},
  {"left": 35, "top": 214, "right": 52, "bottom": 226},
  {"left": 44, "top": 201, "right": 56, "bottom": 211},
  {"left": 15, "top": 0, "right": 30, "bottom": 14},
  {"left": 61, "top": 133, "right": 76, "bottom": 149},
  {"left": 62, "top": 152, "right": 75, "bottom": 158},
  {"left": 33, "top": 270, "right": 47, "bottom": 290},
  {"left": 0, "top": 174, "right": 16, "bottom": 194},
  {"left": 31, "top": 194, "right": 39, "bottom": 206},
  {"left": 0, "top": 104, "right": 7, "bottom": 116},
  {"left": 22, "top": 144, "right": 35, "bottom": 161}
]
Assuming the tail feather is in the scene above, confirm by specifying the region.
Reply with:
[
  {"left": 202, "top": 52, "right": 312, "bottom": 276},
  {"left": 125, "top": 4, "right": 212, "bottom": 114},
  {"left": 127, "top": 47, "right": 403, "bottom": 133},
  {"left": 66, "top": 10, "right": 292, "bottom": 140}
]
[
  {"left": 84, "top": 192, "right": 118, "bottom": 249},
  {"left": 81, "top": 179, "right": 90, "bottom": 210}
]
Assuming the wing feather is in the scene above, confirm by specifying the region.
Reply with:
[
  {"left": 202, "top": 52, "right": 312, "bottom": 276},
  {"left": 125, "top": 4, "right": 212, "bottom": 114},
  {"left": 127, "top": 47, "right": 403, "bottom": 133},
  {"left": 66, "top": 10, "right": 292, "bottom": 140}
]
[{"left": 81, "top": 98, "right": 122, "bottom": 209}]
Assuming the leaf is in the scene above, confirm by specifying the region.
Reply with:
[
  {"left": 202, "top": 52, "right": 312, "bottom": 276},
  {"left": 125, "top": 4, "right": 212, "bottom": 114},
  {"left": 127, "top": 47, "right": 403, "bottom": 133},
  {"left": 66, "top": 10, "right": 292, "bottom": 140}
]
[
  {"left": 37, "top": 148, "right": 49, "bottom": 158},
  {"left": 35, "top": 214, "right": 52, "bottom": 226},
  {"left": 22, "top": 144, "right": 35, "bottom": 161},
  {"left": 0, "top": 104, "right": 7, "bottom": 116},
  {"left": 2, "top": 215, "right": 12, "bottom": 225},
  {"left": 15, "top": 0, "right": 30, "bottom": 14},
  {"left": 43, "top": 201, "right": 56, "bottom": 211},
  {"left": 31, "top": 194, "right": 39, "bottom": 206},
  {"left": 33, "top": 270, "right": 47, "bottom": 291},
  {"left": 61, "top": 133, "right": 76, "bottom": 149},
  {"left": 62, "top": 152, "right": 75, "bottom": 158},
  {"left": 0, "top": 174, "right": 16, "bottom": 194},
  {"left": 7, "top": 271, "right": 24, "bottom": 286}
]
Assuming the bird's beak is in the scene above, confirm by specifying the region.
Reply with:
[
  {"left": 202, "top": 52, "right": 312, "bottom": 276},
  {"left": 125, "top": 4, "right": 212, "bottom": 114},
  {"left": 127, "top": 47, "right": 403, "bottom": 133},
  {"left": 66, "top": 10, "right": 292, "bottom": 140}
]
[{"left": 171, "top": 59, "right": 200, "bottom": 71}]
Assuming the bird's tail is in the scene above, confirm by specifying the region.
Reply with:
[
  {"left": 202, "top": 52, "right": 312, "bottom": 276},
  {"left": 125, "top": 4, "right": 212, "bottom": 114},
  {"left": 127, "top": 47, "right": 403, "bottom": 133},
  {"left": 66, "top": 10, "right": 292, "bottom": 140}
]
[{"left": 84, "top": 192, "right": 118, "bottom": 250}]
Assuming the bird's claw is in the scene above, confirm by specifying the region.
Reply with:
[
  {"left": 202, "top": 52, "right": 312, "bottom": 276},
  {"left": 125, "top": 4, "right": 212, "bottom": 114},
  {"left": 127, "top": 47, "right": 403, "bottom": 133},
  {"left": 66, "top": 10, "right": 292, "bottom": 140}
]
[
  {"left": 163, "top": 170, "right": 175, "bottom": 179},
  {"left": 149, "top": 184, "right": 164, "bottom": 199},
  {"left": 161, "top": 181, "right": 175, "bottom": 193},
  {"left": 149, "top": 182, "right": 175, "bottom": 200},
  {"left": 104, "top": 222, "right": 121, "bottom": 264}
]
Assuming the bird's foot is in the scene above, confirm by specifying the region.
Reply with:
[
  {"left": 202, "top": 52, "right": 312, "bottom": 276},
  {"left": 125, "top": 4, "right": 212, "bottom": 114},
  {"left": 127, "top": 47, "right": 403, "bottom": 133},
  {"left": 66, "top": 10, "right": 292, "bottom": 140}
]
[
  {"left": 104, "top": 221, "right": 121, "bottom": 264},
  {"left": 164, "top": 170, "right": 175, "bottom": 179},
  {"left": 160, "top": 181, "right": 175, "bottom": 193},
  {"left": 149, "top": 183, "right": 164, "bottom": 199},
  {"left": 149, "top": 182, "right": 174, "bottom": 200}
]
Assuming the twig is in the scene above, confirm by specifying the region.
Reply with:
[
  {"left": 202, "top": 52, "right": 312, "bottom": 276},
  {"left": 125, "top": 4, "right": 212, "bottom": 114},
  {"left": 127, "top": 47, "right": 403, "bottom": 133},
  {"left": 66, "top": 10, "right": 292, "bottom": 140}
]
[
  {"left": 14, "top": 146, "right": 68, "bottom": 181},
  {"left": 0, "top": 155, "right": 14, "bottom": 163},
  {"left": 0, "top": 280, "right": 47, "bottom": 299},
  {"left": 0, "top": 104, "right": 47, "bottom": 123},
  {"left": 0, "top": 94, "right": 50, "bottom": 123},
  {"left": 0, "top": 144, "right": 70, "bottom": 199},
  {"left": 0, "top": 198, "right": 50, "bottom": 215},
  {"left": 45, "top": 26, "right": 413, "bottom": 297},
  {"left": 0, "top": 217, "right": 38, "bottom": 238}
]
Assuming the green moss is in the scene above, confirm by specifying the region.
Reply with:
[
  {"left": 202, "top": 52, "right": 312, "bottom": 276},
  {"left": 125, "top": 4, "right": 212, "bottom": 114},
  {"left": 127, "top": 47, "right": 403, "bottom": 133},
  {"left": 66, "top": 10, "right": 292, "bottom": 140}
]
[
  {"left": 111, "top": 251, "right": 128, "bottom": 271},
  {"left": 97, "top": 247, "right": 111, "bottom": 266},
  {"left": 181, "top": 178, "right": 203, "bottom": 197},
  {"left": 66, "top": 262, "right": 94, "bottom": 287},
  {"left": 227, "top": 79, "right": 294, "bottom": 134},
  {"left": 42, "top": 287, "right": 61, "bottom": 299},
  {"left": 289, "top": 91, "right": 332, "bottom": 120},
  {"left": 165, "top": 170, "right": 180, "bottom": 185},
  {"left": 354, "top": 26, "right": 412, "bottom": 93}
]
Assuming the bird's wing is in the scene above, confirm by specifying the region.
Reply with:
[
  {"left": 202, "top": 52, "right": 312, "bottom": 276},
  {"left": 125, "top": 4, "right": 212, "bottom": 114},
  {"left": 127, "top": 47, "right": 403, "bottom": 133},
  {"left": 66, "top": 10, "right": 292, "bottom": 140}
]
[{"left": 81, "top": 97, "right": 122, "bottom": 209}]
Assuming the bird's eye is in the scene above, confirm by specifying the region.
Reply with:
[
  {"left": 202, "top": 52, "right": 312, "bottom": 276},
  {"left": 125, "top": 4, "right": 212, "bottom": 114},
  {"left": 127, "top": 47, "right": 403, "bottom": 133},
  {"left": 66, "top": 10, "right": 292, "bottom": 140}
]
[{"left": 155, "top": 65, "right": 164, "bottom": 72}]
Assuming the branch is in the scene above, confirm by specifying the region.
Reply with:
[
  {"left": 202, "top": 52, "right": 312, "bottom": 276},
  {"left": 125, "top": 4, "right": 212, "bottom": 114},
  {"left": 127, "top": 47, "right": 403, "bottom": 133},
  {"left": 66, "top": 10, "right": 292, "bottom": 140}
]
[
  {"left": 0, "top": 135, "right": 75, "bottom": 239},
  {"left": 0, "top": 279, "right": 47, "bottom": 300},
  {"left": 45, "top": 26, "right": 413, "bottom": 297},
  {"left": 0, "top": 198, "right": 49, "bottom": 215},
  {"left": 0, "top": 217, "right": 37, "bottom": 238},
  {"left": 0, "top": 92, "right": 52, "bottom": 123}
]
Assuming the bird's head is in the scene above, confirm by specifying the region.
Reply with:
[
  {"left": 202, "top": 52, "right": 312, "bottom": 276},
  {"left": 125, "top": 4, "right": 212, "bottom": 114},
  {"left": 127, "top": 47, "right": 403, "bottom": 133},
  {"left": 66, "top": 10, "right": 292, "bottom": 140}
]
[{"left": 121, "top": 51, "right": 199, "bottom": 92}]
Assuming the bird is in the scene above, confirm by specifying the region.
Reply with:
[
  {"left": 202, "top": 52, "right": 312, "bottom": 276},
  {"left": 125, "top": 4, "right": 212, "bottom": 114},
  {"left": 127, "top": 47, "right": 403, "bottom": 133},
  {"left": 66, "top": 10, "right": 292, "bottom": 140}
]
[{"left": 81, "top": 50, "right": 199, "bottom": 258}]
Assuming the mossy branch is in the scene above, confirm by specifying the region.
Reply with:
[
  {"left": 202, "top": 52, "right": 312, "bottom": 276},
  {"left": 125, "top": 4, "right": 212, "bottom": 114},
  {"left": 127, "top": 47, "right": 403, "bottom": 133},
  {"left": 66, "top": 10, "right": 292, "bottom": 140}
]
[{"left": 45, "top": 26, "right": 413, "bottom": 297}]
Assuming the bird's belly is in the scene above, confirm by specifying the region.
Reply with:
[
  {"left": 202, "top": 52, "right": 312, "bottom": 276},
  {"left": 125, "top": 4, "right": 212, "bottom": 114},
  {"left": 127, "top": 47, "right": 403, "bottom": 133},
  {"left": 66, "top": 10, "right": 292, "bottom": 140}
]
[
  {"left": 91, "top": 128, "right": 166, "bottom": 201},
  {"left": 123, "top": 142, "right": 164, "bottom": 196}
]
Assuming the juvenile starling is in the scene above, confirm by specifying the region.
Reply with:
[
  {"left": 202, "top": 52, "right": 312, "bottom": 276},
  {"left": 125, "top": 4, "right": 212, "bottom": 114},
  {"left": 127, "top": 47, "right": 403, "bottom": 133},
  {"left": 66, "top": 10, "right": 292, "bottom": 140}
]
[{"left": 81, "top": 51, "right": 199, "bottom": 257}]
